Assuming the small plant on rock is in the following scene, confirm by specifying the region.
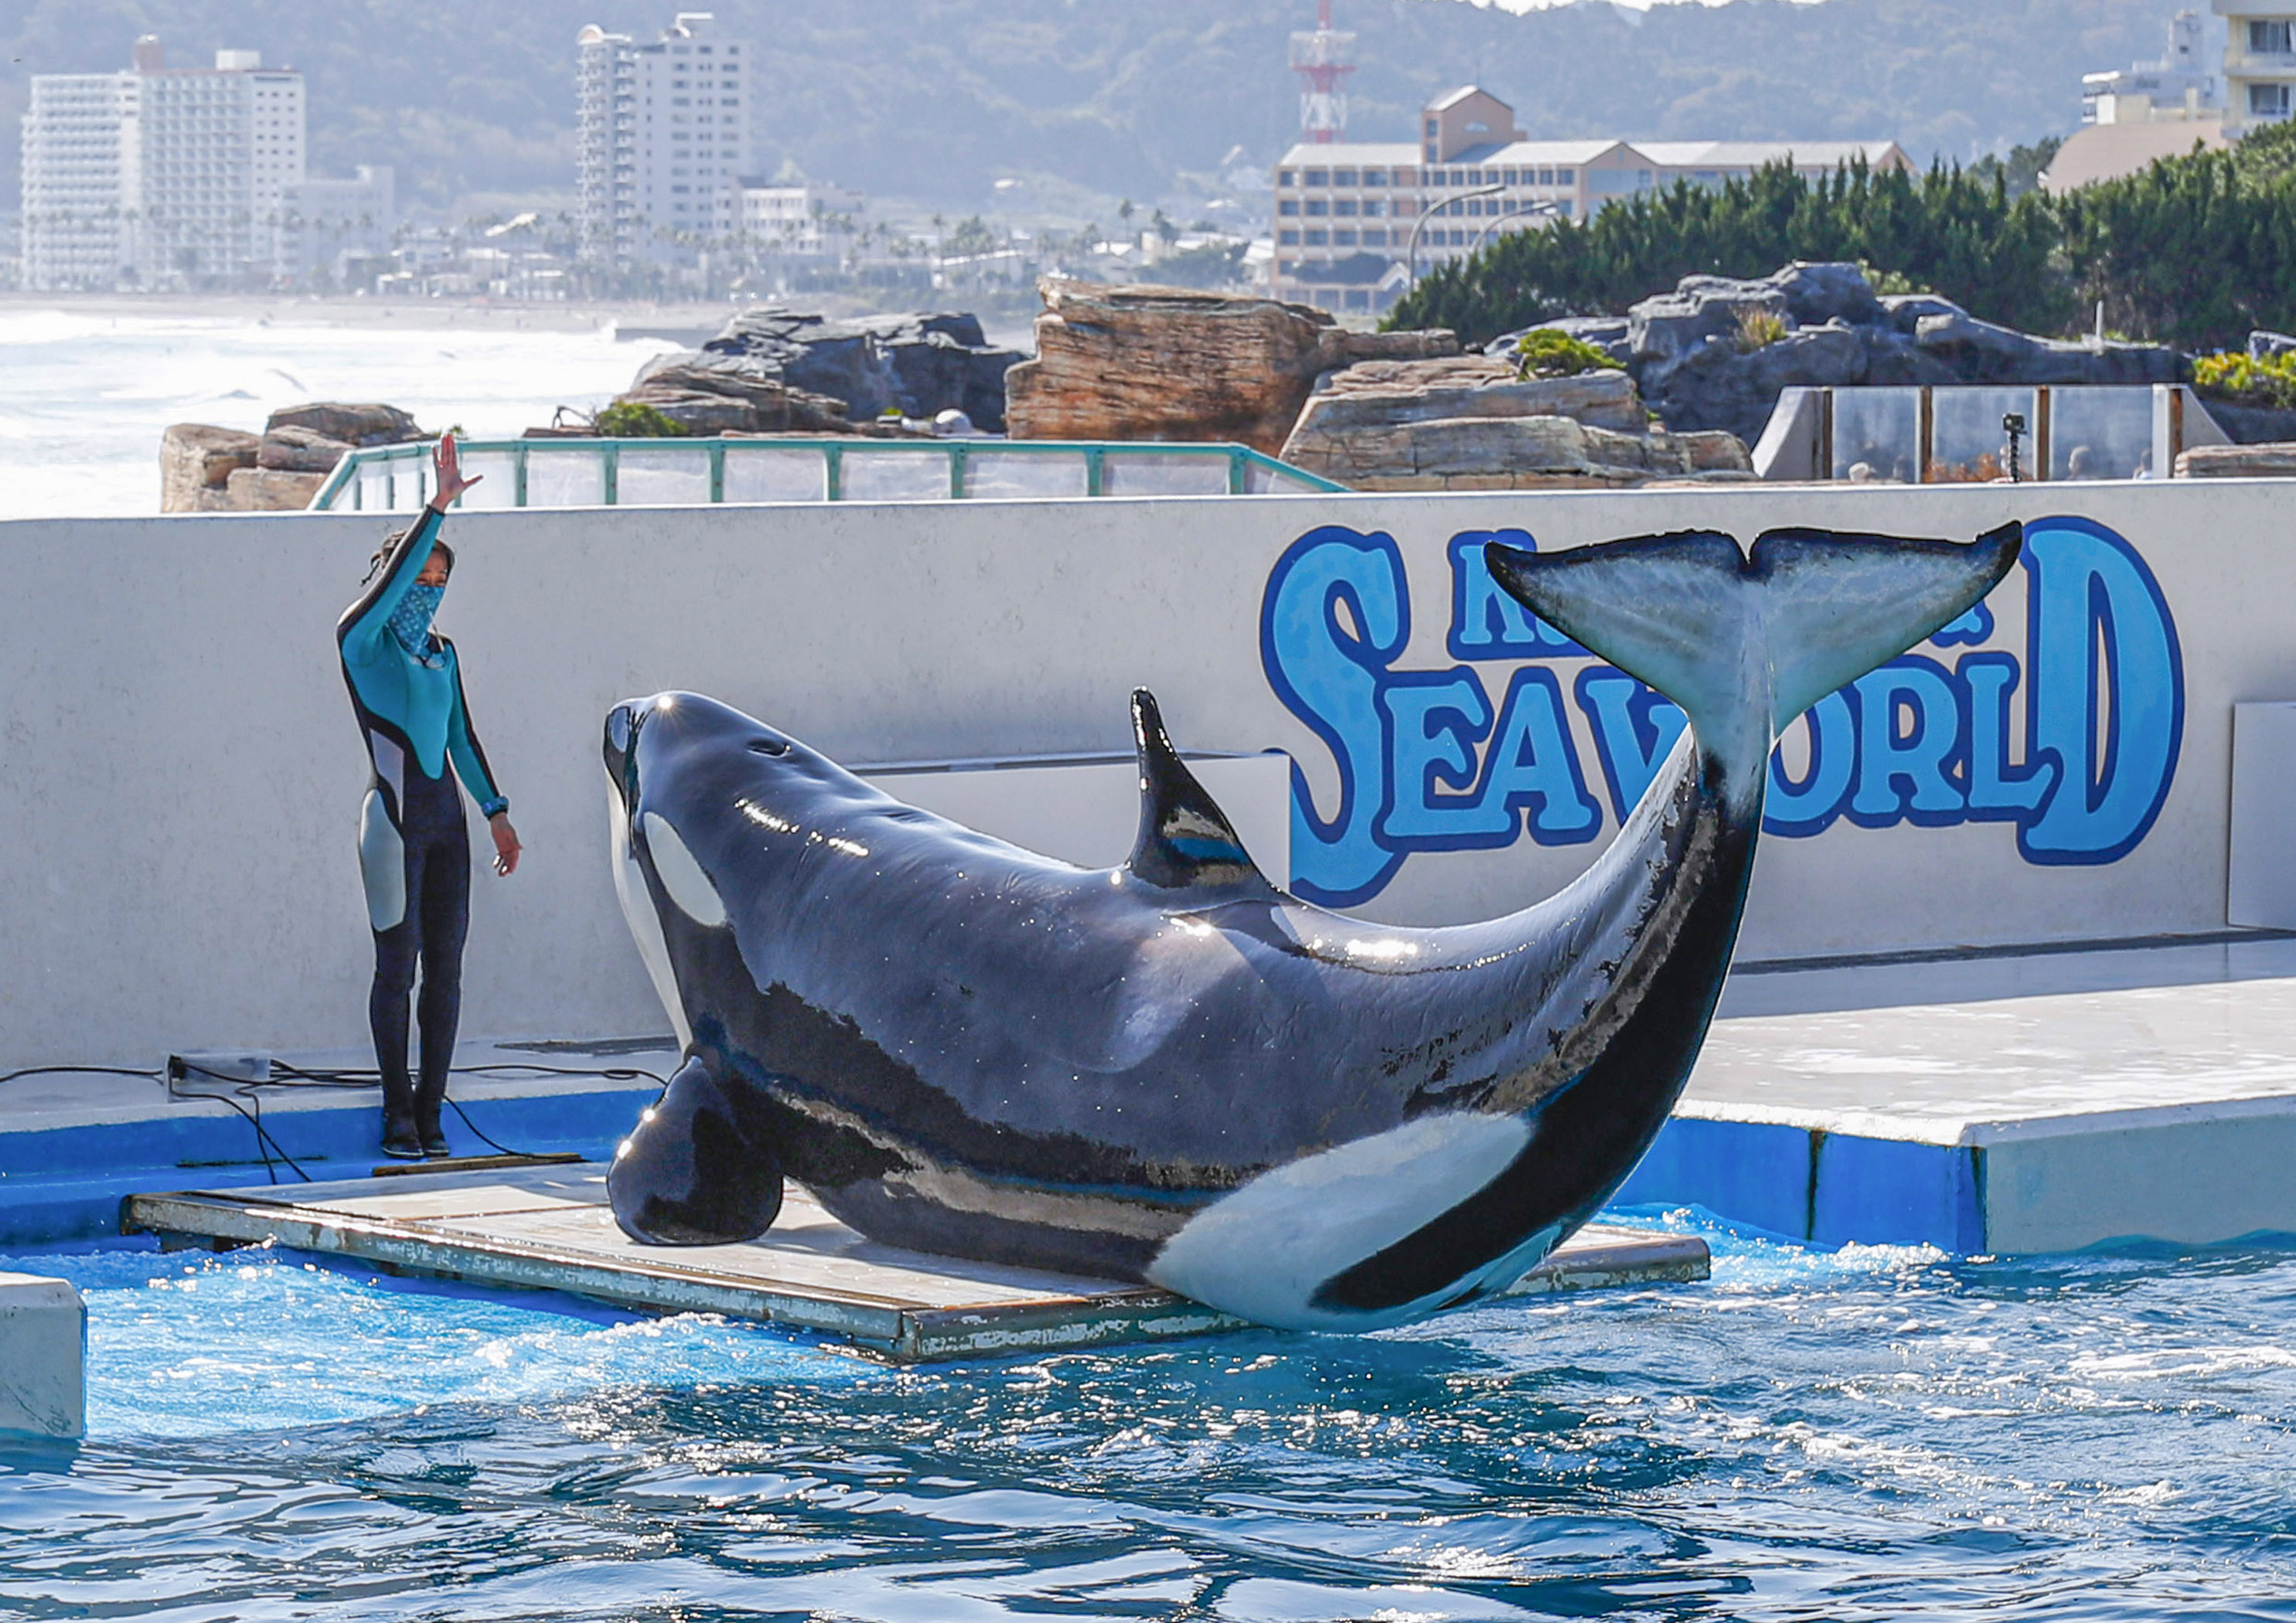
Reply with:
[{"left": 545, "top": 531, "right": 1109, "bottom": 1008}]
[
  {"left": 2193, "top": 349, "right": 2296, "bottom": 411},
  {"left": 1733, "top": 305, "right": 1789, "bottom": 352},
  {"left": 1512, "top": 328, "right": 1623, "bottom": 380},
  {"left": 593, "top": 400, "right": 691, "bottom": 437}
]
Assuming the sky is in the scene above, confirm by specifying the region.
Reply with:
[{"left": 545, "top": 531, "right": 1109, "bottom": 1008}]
[{"left": 1472, "top": 0, "right": 1818, "bottom": 10}]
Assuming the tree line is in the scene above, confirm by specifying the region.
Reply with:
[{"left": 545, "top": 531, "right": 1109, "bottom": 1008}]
[{"left": 1385, "top": 122, "right": 2296, "bottom": 355}]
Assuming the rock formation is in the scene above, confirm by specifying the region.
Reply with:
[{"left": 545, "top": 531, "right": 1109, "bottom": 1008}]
[
  {"left": 1003, "top": 279, "right": 1459, "bottom": 454},
  {"left": 614, "top": 354, "right": 873, "bottom": 437},
  {"left": 160, "top": 425, "right": 263, "bottom": 513},
  {"left": 613, "top": 308, "right": 1023, "bottom": 436},
  {"left": 1491, "top": 263, "right": 2188, "bottom": 449},
  {"left": 2176, "top": 442, "right": 2296, "bottom": 477},
  {"left": 161, "top": 403, "right": 424, "bottom": 512},
  {"left": 1280, "top": 356, "right": 1749, "bottom": 490}
]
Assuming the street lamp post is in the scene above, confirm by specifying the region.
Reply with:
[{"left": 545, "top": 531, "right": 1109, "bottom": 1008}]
[
  {"left": 1470, "top": 198, "right": 1564, "bottom": 253},
  {"left": 1405, "top": 180, "right": 1506, "bottom": 285}
]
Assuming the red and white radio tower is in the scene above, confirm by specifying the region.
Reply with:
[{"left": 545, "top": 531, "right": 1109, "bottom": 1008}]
[{"left": 1289, "top": 0, "right": 1356, "bottom": 145}]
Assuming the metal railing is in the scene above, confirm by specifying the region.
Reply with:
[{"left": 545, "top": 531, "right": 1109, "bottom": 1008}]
[{"left": 308, "top": 437, "right": 1347, "bottom": 512}]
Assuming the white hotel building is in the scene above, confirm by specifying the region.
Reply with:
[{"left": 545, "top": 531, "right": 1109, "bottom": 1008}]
[
  {"left": 1273, "top": 87, "right": 1908, "bottom": 316},
  {"left": 577, "top": 12, "right": 753, "bottom": 264},
  {"left": 19, "top": 36, "right": 307, "bottom": 291},
  {"left": 738, "top": 182, "right": 865, "bottom": 261}
]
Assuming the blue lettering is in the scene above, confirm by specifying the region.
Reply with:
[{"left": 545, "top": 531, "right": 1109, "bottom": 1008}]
[
  {"left": 1259, "top": 527, "right": 1409, "bottom": 904},
  {"left": 1849, "top": 658, "right": 1965, "bottom": 825},
  {"left": 1378, "top": 669, "right": 1497, "bottom": 845},
  {"left": 1574, "top": 669, "right": 1688, "bottom": 821},
  {"left": 1446, "top": 531, "right": 1580, "bottom": 658},
  {"left": 1930, "top": 602, "right": 1995, "bottom": 648},
  {"left": 1960, "top": 651, "right": 2056, "bottom": 819},
  {"left": 1258, "top": 515, "right": 2182, "bottom": 904},
  {"left": 1473, "top": 667, "right": 1602, "bottom": 843},
  {"left": 1765, "top": 692, "right": 1858, "bottom": 834},
  {"left": 2018, "top": 517, "right": 2184, "bottom": 864}
]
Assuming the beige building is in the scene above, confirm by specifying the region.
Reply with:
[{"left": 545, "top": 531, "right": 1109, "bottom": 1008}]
[
  {"left": 2041, "top": 121, "right": 2230, "bottom": 195},
  {"left": 1272, "top": 86, "right": 1909, "bottom": 316}
]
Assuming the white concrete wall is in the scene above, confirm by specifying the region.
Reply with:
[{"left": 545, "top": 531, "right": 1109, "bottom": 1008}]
[
  {"left": 0, "top": 479, "right": 2287, "bottom": 1071},
  {"left": 0, "top": 1274, "right": 85, "bottom": 1440}
]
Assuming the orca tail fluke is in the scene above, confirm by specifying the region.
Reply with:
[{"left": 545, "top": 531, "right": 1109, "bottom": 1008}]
[{"left": 1484, "top": 522, "right": 2021, "bottom": 780}]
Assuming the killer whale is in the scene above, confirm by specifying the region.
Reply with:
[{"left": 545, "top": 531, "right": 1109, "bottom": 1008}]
[{"left": 601, "top": 523, "right": 2021, "bottom": 1330}]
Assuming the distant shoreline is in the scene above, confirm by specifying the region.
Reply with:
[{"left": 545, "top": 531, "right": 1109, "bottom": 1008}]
[
  {"left": 0, "top": 291, "right": 737, "bottom": 335},
  {"left": 0, "top": 291, "right": 1040, "bottom": 354}
]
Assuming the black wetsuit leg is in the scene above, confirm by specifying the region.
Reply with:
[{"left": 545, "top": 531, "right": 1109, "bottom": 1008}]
[{"left": 369, "top": 765, "right": 471, "bottom": 1153}]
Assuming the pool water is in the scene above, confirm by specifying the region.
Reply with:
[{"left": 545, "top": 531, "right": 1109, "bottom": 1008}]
[{"left": 3, "top": 1219, "right": 2294, "bottom": 1621}]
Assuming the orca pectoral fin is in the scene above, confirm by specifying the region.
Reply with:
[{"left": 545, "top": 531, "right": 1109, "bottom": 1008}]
[
  {"left": 1123, "top": 689, "right": 1279, "bottom": 893},
  {"left": 608, "top": 1053, "right": 784, "bottom": 1246}
]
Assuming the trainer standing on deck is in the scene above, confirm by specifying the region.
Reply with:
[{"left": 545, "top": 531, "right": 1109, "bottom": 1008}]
[{"left": 338, "top": 432, "right": 521, "bottom": 1159}]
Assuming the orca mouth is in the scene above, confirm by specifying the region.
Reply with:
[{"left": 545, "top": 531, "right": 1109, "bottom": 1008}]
[
  {"left": 603, "top": 699, "right": 648, "bottom": 815},
  {"left": 605, "top": 693, "right": 799, "bottom": 817},
  {"left": 601, "top": 697, "right": 666, "bottom": 817}
]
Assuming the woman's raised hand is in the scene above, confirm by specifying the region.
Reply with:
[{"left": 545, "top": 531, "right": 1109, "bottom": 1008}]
[{"left": 429, "top": 429, "right": 483, "bottom": 510}]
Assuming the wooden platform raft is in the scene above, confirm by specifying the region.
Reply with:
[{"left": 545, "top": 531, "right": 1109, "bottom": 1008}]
[{"left": 122, "top": 1164, "right": 1709, "bottom": 1363}]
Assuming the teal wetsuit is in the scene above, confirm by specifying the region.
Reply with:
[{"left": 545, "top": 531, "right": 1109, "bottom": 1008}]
[{"left": 338, "top": 508, "right": 509, "bottom": 1152}]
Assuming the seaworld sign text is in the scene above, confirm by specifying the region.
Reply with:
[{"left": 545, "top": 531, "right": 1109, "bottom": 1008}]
[{"left": 1259, "top": 516, "right": 2184, "bottom": 907}]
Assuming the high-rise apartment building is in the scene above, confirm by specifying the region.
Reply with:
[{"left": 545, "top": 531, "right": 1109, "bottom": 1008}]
[
  {"left": 577, "top": 12, "right": 753, "bottom": 265},
  {"left": 19, "top": 70, "right": 136, "bottom": 289},
  {"left": 18, "top": 36, "right": 305, "bottom": 291},
  {"left": 2217, "top": 0, "right": 2296, "bottom": 133},
  {"left": 131, "top": 45, "right": 305, "bottom": 286}
]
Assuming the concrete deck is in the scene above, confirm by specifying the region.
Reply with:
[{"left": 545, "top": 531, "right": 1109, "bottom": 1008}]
[
  {"left": 119, "top": 1166, "right": 1711, "bottom": 1363},
  {"left": 1633, "top": 935, "right": 2296, "bottom": 1251},
  {"left": 0, "top": 1039, "right": 671, "bottom": 1244}
]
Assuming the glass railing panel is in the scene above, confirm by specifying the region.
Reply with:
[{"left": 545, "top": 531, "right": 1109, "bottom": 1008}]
[
  {"left": 616, "top": 446, "right": 712, "bottom": 506},
  {"left": 1930, "top": 387, "right": 2036, "bottom": 482},
  {"left": 2048, "top": 387, "right": 2155, "bottom": 481},
  {"left": 356, "top": 464, "right": 397, "bottom": 513},
  {"left": 840, "top": 448, "right": 952, "bottom": 502},
  {"left": 1244, "top": 458, "right": 1332, "bottom": 493},
  {"left": 524, "top": 447, "right": 607, "bottom": 508},
  {"left": 455, "top": 452, "right": 519, "bottom": 509},
  {"left": 722, "top": 447, "right": 827, "bottom": 502},
  {"left": 963, "top": 451, "right": 1089, "bottom": 498},
  {"left": 1267, "top": 464, "right": 1332, "bottom": 493},
  {"left": 1100, "top": 452, "right": 1229, "bottom": 497},
  {"left": 1830, "top": 386, "right": 1920, "bottom": 484}
]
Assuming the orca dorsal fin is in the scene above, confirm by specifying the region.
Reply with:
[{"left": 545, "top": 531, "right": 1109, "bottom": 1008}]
[{"left": 1123, "top": 689, "right": 1274, "bottom": 893}]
